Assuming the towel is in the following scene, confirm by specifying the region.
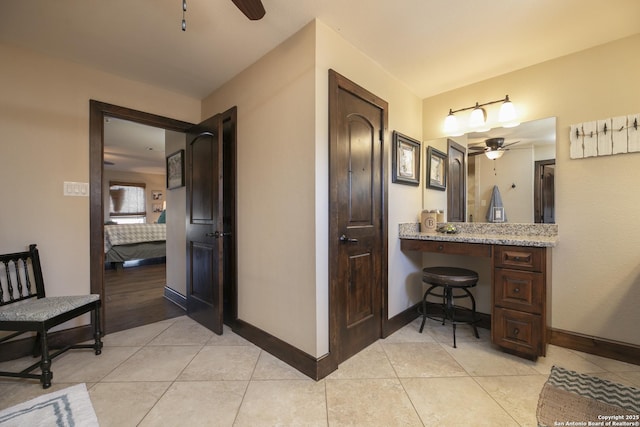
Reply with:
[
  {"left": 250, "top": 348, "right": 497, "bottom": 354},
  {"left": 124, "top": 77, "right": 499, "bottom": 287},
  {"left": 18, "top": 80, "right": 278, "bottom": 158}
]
[{"left": 485, "top": 185, "right": 507, "bottom": 222}]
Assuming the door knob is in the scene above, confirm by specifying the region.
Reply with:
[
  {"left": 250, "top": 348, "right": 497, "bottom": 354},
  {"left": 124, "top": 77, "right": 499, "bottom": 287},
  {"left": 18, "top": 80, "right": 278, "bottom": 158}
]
[{"left": 339, "top": 234, "right": 358, "bottom": 243}]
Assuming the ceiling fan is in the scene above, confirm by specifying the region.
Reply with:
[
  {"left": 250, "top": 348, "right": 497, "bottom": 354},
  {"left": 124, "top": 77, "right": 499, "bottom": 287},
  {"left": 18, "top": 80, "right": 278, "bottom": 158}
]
[
  {"left": 231, "top": 0, "right": 266, "bottom": 20},
  {"left": 182, "top": 0, "right": 264, "bottom": 31},
  {"left": 469, "top": 137, "right": 521, "bottom": 159}
]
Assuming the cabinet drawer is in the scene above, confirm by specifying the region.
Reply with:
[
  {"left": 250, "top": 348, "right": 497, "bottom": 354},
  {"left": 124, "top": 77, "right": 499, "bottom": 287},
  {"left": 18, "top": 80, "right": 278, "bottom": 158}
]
[
  {"left": 400, "top": 239, "right": 491, "bottom": 257},
  {"left": 492, "top": 307, "right": 542, "bottom": 356},
  {"left": 494, "top": 269, "right": 544, "bottom": 313},
  {"left": 494, "top": 246, "right": 544, "bottom": 271}
]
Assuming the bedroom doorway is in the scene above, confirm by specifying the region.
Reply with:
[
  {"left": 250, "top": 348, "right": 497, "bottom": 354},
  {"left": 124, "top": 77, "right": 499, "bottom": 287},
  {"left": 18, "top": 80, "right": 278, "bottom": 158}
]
[
  {"left": 89, "top": 101, "right": 195, "bottom": 334},
  {"left": 102, "top": 118, "right": 184, "bottom": 333}
]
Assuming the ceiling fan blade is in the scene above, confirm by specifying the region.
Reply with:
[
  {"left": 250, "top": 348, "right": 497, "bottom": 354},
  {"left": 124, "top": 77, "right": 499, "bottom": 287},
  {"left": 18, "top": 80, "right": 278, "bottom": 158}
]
[
  {"left": 468, "top": 151, "right": 485, "bottom": 156},
  {"left": 468, "top": 145, "right": 487, "bottom": 150},
  {"left": 502, "top": 140, "right": 521, "bottom": 148},
  {"left": 231, "top": 0, "right": 266, "bottom": 20}
]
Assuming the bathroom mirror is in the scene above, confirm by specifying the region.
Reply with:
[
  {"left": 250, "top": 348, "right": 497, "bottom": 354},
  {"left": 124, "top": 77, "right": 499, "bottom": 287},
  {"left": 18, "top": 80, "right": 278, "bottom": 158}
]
[{"left": 464, "top": 117, "right": 556, "bottom": 223}]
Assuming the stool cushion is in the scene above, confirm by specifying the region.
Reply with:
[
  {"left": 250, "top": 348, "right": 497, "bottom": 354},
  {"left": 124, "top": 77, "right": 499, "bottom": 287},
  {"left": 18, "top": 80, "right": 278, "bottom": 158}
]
[{"left": 422, "top": 267, "right": 479, "bottom": 288}]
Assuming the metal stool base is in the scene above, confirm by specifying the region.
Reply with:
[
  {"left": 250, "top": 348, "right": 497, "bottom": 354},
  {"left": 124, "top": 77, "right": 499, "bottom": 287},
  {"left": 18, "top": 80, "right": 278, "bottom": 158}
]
[{"left": 418, "top": 284, "right": 480, "bottom": 348}]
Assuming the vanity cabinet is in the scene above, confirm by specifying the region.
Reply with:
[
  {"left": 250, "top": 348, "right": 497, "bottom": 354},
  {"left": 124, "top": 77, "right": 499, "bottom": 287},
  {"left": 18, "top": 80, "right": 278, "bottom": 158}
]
[
  {"left": 492, "top": 245, "right": 550, "bottom": 359},
  {"left": 399, "top": 224, "right": 556, "bottom": 361}
]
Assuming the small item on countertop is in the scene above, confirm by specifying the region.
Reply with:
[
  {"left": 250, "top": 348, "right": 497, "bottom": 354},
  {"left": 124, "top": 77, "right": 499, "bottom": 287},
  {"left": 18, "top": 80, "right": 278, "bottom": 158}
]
[
  {"left": 437, "top": 224, "right": 458, "bottom": 234},
  {"left": 420, "top": 210, "right": 438, "bottom": 233}
]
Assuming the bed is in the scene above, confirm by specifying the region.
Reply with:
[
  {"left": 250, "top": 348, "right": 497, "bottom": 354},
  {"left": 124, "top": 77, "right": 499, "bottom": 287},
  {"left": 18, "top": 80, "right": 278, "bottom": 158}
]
[{"left": 104, "top": 223, "right": 166, "bottom": 268}]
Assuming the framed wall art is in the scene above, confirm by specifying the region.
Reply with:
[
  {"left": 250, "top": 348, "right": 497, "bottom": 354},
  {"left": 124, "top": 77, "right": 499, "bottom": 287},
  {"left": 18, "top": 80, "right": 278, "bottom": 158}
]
[
  {"left": 166, "top": 149, "right": 185, "bottom": 190},
  {"left": 426, "top": 146, "right": 447, "bottom": 191},
  {"left": 391, "top": 131, "right": 421, "bottom": 186}
]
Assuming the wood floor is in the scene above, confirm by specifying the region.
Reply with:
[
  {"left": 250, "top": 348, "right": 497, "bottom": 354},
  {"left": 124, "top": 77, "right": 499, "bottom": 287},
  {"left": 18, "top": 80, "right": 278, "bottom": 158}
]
[{"left": 104, "top": 260, "right": 185, "bottom": 334}]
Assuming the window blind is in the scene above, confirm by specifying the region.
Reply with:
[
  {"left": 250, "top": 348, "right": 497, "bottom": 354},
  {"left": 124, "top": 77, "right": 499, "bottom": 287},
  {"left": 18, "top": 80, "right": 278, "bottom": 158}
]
[{"left": 109, "top": 182, "right": 146, "bottom": 216}]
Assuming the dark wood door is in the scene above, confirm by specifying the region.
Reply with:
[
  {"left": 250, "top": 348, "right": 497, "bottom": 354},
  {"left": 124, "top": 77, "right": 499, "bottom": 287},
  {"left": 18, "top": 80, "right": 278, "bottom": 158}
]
[
  {"left": 534, "top": 160, "right": 555, "bottom": 223},
  {"left": 329, "top": 70, "right": 387, "bottom": 364},
  {"left": 447, "top": 139, "right": 466, "bottom": 222},
  {"left": 185, "top": 108, "right": 237, "bottom": 334}
]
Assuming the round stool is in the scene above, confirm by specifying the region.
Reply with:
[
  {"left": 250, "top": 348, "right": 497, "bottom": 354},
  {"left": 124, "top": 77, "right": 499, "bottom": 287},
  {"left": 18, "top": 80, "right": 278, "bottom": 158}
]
[{"left": 419, "top": 266, "right": 480, "bottom": 348}]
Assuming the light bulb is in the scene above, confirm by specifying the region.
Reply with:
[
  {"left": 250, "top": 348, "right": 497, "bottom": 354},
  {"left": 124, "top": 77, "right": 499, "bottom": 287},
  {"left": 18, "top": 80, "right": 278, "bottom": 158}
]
[
  {"left": 485, "top": 150, "right": 505, "bottom": 160},
  {"left": 469, "top": 105, "right": 488, "bottom": 131},
  {"left": 443, "top": 111, "right": 462, "bottom": 136},
  {"left": 499, "top": 96, "right": 519, "bottom": 128}
]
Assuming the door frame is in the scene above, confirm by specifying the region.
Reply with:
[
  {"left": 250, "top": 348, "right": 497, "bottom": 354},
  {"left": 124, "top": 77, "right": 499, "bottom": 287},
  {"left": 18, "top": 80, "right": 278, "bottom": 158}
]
[
  {"left": 534, "top": 159, "right": 555, "bottom": 223},
  {"left": 326, "top": 70, "right": 389, "bottom": 371},
  {"left": 89, "top": 100, "right": 195, "bottom": 333}
]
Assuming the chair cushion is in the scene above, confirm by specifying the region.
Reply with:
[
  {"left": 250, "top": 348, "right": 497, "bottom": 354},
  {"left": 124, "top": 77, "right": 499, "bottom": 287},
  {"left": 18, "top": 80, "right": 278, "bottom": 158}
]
[
  {"left": 0, "top": 295, "right": 100, "bottom": 322},
  {"left": 422, "top": 267, "right": 479, "bottom": 288}
]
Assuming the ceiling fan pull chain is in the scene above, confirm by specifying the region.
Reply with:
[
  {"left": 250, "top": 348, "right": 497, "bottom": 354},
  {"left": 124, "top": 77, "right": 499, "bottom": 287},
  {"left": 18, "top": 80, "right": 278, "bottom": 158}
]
[{"left": 181, "top": 0, "right": 187, "bottom": 31}]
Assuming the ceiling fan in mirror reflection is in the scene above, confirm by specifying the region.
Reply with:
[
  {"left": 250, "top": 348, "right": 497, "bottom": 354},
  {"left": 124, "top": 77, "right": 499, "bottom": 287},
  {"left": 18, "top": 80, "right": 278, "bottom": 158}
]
[{"left": 468, "top": 138, "right": 522, "bottom": 159}]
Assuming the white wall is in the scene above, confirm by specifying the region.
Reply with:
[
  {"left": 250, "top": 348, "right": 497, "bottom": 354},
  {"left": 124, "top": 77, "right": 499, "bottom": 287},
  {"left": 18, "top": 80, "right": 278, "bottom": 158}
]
[
  {"left": 315, "top": 19, "right": 424, "bottom": 346},
  {"left": 202, "top": 20, "right": 424, "bottom": 357},
  {"left": 165, "top": 131, "right": 187, "bottom": 296},
  {"left": 202, "top": 22, "right": 318, "bottom": 356},
  {"left": 422, "top": 34, "right": 640, "bottom": 346},
  {"left": 475, "top": 147, "right": 534, "bottom": 223},
  {"left": 0, "top": 42, "right": 200, "bottom": 325}
]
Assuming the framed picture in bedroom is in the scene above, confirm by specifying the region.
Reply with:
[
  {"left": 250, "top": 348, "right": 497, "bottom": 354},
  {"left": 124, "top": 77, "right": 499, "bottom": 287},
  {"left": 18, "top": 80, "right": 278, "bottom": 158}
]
[
  {"left": 391, "top": 131, "right": 420, "bottom": 186},
  {"left": 166, "top": 149, "right": 185, "bottom": 190}
]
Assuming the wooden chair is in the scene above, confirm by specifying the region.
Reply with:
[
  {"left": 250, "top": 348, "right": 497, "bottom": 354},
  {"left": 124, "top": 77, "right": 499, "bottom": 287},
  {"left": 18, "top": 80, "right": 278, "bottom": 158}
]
[{"left": 0, "top": 244, "right": 102, "bottom": 388}]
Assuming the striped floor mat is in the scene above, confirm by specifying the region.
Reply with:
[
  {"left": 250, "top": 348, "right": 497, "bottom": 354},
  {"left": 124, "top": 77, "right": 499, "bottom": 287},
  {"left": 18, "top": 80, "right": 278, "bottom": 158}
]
[
  {"left": 0, "top": 384, "right": 98, "bottom": 427},
  {"left": 537, "top": 365, "right": 640, "bottom": 427}
]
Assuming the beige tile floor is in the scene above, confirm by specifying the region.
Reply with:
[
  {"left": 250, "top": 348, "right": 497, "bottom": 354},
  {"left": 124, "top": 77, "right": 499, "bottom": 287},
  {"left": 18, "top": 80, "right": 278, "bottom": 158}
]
[{"left": 1, "top": 315, "right": 639, "bottom": 426}]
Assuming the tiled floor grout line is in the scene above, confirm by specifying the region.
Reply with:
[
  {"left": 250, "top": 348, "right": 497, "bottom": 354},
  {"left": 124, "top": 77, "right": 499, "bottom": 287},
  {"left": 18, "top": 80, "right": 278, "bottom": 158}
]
[
  {"left": 3, "top": 315, "right": 639, "bottom": 426},
  {"left": 379, "top": 336, "right": 427, "bottom": 426},
  {"left": 469, "top": 374, "right": 529, "bottom": 427}
]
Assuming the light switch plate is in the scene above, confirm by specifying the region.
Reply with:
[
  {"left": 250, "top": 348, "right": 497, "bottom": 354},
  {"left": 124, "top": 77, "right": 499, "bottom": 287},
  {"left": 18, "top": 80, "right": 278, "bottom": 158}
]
[{"left": 63, "top": 181, "right": 89, "bottom": 196}]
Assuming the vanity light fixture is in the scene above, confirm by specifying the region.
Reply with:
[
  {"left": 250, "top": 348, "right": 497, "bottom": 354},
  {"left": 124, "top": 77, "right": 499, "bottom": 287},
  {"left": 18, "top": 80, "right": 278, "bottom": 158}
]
[
  {"left": 498, "top": 95, "right": 519, "bottom": 128},
  {"left": 443, "top": 95, "right": 519, "bottom": 136},
  {"left": 443, "top": 110, "right": 463, "bottom": 136},
  {"left": 468, "top": 103, "right": 489, "bottom": 132},
  {"left": 181, "top": 0, "right": 187, "bottom": 31}
]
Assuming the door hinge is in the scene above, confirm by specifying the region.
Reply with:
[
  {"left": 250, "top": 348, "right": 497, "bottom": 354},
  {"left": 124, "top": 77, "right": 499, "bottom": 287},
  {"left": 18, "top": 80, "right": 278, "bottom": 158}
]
[{"left": 379, "top": 129, "right": 384, "bottom": 143}]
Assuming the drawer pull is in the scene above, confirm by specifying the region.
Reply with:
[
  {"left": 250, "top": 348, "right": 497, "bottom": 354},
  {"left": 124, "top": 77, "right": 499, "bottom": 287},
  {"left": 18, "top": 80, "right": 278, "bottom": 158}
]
[
  {"left": 504, "top": 253, "right": 532, "bottom": 263},
  {"left": 513, "top": 288, "right": 520, "bottom": 293},
  {"left": 437, "top": 245, "right": 444, "bottom": 251},
  {"left": 513, "top": 328, "right": 520, "bottom": 335}
]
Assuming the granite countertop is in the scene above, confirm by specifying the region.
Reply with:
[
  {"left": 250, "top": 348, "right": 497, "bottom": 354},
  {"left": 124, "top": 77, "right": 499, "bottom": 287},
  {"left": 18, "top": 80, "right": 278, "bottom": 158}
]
[{"left": 399, "top": 223, "right": 558, "bottom": 248}]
